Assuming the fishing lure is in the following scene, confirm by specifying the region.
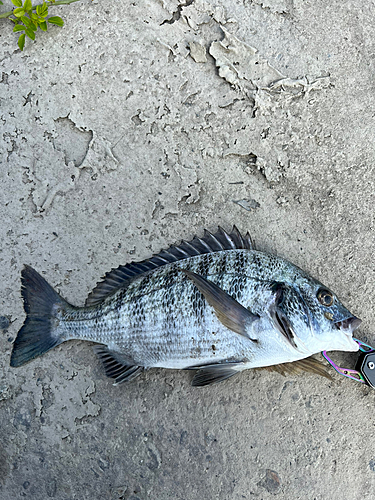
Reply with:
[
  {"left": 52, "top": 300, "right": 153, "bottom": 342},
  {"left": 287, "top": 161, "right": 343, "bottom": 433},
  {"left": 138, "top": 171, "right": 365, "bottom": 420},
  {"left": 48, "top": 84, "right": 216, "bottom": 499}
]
[{"left": 322, "top": 339, "right": 375, "bottom": 388}]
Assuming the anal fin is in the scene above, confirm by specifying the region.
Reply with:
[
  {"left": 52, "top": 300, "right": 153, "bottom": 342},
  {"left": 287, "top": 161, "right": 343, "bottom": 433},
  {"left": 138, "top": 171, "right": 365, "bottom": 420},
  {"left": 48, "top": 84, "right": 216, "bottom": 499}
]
[
  {"left": 258, "top": 356, "right": 333, "bottom": 380},
  {"left": 93, "top": 345, "right": 144, "bottom": 385}
]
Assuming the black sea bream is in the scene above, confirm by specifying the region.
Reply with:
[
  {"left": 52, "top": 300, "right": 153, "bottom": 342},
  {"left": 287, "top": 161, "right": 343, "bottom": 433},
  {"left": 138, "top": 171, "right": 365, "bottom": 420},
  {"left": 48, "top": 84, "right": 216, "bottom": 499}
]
[{"left": 10, "top": 227, "right": 361, "bottom": 386}]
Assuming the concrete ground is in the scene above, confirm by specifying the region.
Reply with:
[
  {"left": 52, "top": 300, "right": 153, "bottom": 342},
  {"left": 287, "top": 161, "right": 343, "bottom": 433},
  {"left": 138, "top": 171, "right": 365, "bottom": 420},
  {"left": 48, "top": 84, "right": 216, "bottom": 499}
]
[{"left": 1, "top": 0, "right": 375, "bottom": 498}]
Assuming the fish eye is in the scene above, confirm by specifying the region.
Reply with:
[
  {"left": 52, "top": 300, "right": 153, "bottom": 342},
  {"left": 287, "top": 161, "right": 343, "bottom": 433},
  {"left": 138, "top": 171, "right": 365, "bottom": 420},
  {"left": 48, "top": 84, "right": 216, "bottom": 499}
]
[{"left": 317, "top": 288, "right": 334, "bottom": 307}]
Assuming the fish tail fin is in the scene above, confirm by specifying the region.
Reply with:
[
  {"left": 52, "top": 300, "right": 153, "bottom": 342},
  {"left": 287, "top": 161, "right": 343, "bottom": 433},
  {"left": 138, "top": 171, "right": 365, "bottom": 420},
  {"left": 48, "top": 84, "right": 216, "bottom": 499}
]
[{"left": 10, "top": 265, "right": 71, "bottom": 368}]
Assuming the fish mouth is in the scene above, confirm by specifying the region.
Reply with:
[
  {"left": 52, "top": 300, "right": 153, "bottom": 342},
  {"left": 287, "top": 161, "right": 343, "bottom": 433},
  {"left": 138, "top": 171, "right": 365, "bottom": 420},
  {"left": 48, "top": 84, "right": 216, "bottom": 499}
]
[{"left": 334, "top": 316, "right": 361, "bottom": 333}]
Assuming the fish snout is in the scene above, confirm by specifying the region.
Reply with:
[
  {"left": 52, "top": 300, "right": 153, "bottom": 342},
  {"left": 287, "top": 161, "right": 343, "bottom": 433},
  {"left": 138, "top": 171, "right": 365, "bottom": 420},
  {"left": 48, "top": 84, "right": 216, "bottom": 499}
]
[
  {"left": 335, "top": 316, "right": 362, "bottom": 333},
  {"left": 329, "top": 316, "right": 361, "bottom": 352}
]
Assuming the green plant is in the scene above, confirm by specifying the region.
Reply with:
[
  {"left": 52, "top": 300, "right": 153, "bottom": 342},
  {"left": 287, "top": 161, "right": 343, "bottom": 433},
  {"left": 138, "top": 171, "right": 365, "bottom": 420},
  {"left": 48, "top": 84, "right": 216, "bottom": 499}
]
[{"left": 0, "top": 0, "right": 80, "bottom": 50}]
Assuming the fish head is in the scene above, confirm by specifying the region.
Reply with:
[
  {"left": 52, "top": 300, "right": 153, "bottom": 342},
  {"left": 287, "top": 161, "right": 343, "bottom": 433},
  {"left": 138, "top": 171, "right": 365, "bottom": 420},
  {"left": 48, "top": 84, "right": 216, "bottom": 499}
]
[{"left": 272, "top": 278, "right": 361, "bottom": 355}]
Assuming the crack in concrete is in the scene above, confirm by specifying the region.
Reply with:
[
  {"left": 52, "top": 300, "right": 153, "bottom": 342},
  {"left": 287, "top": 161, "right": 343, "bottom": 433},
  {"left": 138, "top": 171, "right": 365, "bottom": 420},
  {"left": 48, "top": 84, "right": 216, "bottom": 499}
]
[
  {"left": 210, "top": 27, "right": 331, "bottom": 102},
  {"left": 22, "top": 91, "right": 34, "bottom": 107},
  {"left": 0, "top": 72, "right": 9, "bottom": 85},
  {"left": 251, "top": 0, "right": 291, "bottom": 15},
  {"left": 53, "top": 116, "right": 93, "bottom": 168},
  {"left": 161, "top": 0, "right": 195, "bottom": 25}
]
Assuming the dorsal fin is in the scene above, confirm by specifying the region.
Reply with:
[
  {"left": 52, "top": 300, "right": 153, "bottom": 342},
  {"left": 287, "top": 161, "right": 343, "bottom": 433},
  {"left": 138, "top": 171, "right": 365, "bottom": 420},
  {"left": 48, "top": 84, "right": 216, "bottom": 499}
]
[{"left": 85, "top": 226, "right": 254, "bottom": 307}]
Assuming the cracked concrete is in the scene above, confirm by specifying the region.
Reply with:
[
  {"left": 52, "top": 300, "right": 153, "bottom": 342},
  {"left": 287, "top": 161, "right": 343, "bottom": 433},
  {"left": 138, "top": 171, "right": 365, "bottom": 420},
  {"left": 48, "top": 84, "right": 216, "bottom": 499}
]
[
  {"left": 1, "top": 0, "right": 375, "bottom": 498},
  {"left": 53, "top": 116, "right": 93, "bottom": 168}
]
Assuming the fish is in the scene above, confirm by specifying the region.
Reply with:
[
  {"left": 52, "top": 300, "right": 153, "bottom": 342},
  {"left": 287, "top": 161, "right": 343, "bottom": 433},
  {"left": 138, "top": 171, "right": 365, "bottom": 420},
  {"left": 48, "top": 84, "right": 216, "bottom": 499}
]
[{"left": 9, "top": 226, "right": 361, "bottom": 386}]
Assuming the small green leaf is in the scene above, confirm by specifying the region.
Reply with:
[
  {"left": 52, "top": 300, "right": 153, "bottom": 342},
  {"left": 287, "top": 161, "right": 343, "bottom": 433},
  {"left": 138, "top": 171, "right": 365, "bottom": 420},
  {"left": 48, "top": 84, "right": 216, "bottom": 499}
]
[
  {"left": 39, "top": 20, "right": 47, "bottom": 31},
  {"left": 21, "top": 16, "right": 37, "bottom": 30},
  {"left": 21, "top": 15, "right": 31, "bottom": 25},
  {"left": 23, "top": 0, "right": 32, "bottom": 11},
  {"left": 38, "top": 3, "right": 48, "bottom": 17},
  {"left": 36, "top": 3, "right": 42, "bottom": 15},
  {"left": 47, "top": 16, "right": 63, "bottom": 26},
  {"left": 31, "top": 12, "right": 39, "bottom": 19},
  {"left": 11, "top": 0, "right": 22, "bottom": 6},
  {"left": 13, "top": 24, "right": 26, "bottom": 32},
  {"left": 25, "top": 27, "right": 35, "bottom": 39},
  {"left": 18, "top": 33, "right": 25, "bottom": 50},
  {"left": 13, "top": 7, "right": 25, "bottom": 17},
  {"left": 22, "top": 15, "right": 37, "bottom": 29},
  {"left": 0, "top": 1, "right": 4, "bottom": 5}
]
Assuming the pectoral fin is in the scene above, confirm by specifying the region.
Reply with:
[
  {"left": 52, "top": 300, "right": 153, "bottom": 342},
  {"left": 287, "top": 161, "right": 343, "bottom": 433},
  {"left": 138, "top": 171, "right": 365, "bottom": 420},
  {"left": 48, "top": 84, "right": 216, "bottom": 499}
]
[{"left": 183, "top": 270, "right": 259, "bottom": 340}]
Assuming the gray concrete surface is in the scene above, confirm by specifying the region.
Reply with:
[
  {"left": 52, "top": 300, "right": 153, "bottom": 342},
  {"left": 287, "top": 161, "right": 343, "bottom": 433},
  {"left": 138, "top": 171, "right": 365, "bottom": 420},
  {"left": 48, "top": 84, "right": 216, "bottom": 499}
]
[{"left": 1, "top": 0, "right": 375, "bottom": 498}]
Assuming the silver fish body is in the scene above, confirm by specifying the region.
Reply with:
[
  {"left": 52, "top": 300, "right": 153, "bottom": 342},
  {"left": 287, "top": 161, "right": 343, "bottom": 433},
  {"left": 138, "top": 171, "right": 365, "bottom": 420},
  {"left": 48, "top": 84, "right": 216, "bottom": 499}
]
[{"left": 10, "top": 227, "right": 361, "bottom": 386}]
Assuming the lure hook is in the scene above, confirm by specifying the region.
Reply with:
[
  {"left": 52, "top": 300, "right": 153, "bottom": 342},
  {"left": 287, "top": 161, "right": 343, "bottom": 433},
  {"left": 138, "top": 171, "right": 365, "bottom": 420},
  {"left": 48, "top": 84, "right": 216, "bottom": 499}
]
[{"left": 322, "top": 338, "right": 375, "bottom": 388}]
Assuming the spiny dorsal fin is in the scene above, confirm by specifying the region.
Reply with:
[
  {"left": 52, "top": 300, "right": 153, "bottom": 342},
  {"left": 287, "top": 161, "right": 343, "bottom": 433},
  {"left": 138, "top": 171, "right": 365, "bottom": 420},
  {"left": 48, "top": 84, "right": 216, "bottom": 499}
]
[
  {"left": 258, "top": 357, "right": 333, "bottom": 380},
  {"left": 85, "top": 226, "right": 254, "bottom": 307}
]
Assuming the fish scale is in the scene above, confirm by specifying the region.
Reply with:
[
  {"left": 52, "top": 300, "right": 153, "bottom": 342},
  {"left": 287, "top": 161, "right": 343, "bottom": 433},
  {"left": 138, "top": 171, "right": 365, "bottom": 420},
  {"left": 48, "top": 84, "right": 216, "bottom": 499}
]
[{"left": 10, "top": 227, "right": 361, "bottom": 386}]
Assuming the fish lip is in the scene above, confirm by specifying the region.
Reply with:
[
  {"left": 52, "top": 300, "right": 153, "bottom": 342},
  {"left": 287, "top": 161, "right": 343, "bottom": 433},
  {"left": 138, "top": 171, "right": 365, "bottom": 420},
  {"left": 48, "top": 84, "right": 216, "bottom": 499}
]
[{"left": 334, "top": 316, "right": 362, "bottom": 333}]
